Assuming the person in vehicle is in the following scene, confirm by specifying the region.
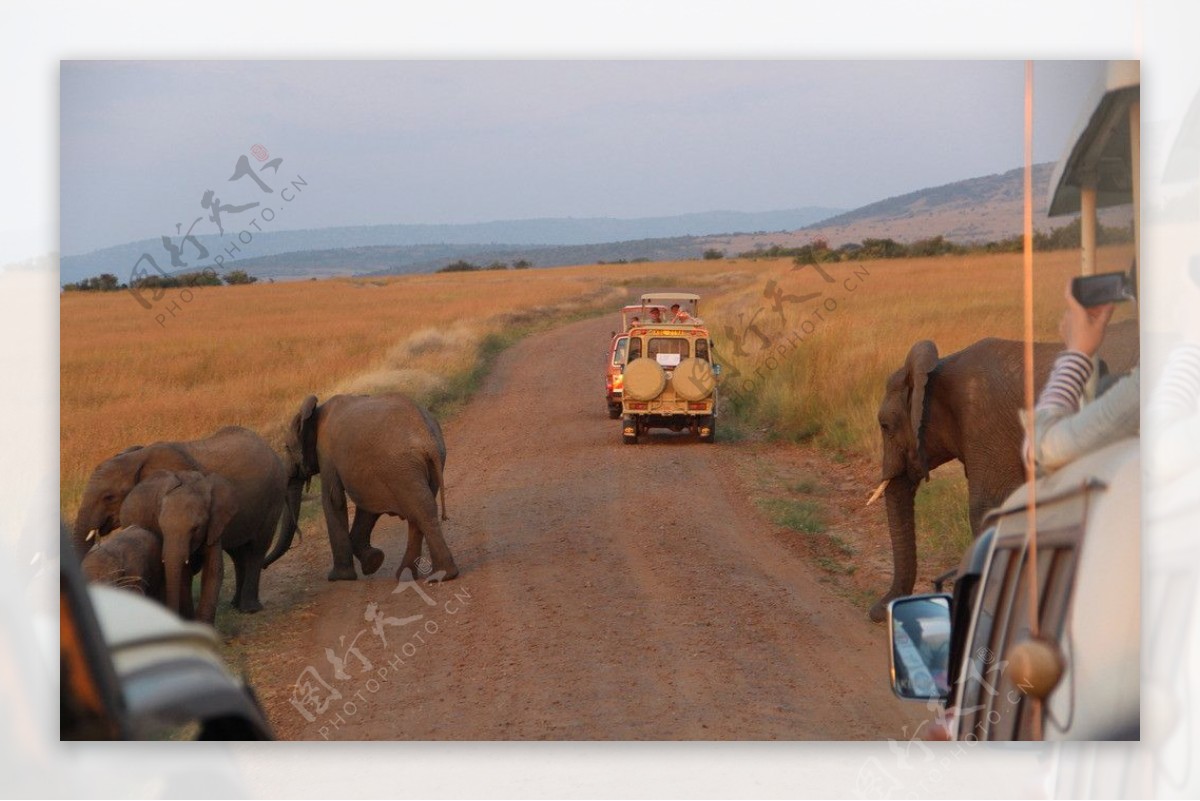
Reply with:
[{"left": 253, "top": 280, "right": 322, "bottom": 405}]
[
  {"left": 648, "top": 307, "right": 663, "bottom": 324},
  {"left": 1024, "top": 283, "right": 1138, "bottom": 471},
  {"left": 628, "top": 316, "right": 641, "bottom": 330}
]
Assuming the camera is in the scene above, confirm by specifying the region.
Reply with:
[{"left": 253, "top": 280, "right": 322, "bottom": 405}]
[{"left": 1071, "top": 269, "right": 1136, "bottom": 307}]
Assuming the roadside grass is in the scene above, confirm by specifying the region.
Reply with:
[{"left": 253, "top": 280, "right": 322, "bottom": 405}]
[
  {"left": 757, "top": 497, "right": 825, "bottom": 534},
  {"left": 915, "top": 468, "right": 974, "bottom": 569},
  {"left": 755, "top": 494, "right": 859, "bottom": 577}
]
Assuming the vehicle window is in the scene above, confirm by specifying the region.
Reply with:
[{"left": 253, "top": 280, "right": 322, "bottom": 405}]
[
  {"left": 612, "top": 337, "right": 629, "bottom": 365},
  {"left": 648, "top": 338, "right": 689, "bottom": 358},
  {"left": 695, "top": 339, "right": 709, "bottom": 361},
  {"left": 960, "top": 536, "right": 1079, "bottom": 741},
  {"left": 1013, "top": 543, "right": 1077, "bottom": 739},
  {"left": 627, "top": 338, "right": 642, "bottom": 362},
  {"left": 958, "top": 548, "right": 1013, "bottom": 738}
]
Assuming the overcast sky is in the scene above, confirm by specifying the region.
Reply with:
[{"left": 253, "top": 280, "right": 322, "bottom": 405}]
[{"left": 60, "top": 60, "right": 1106, "bottom": 256}]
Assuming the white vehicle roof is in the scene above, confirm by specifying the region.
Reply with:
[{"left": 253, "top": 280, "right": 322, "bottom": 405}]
[{"left": 1047, "top": 61, "right": 1139, "bottom": 217}]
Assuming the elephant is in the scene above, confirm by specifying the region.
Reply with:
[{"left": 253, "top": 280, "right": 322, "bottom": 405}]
[
  {"left": 117, "top": 470, "right": 238, "bottom": 623},
  {"left": 869, "top": 337, "right": 1060, "bottom": 622},
  {"left": 266, "top": 393, "right": 456, "bottom": 582},
  {"left": 71, "top": 426, "right": 288, "bottom": 615},
  {"left": 868, "top": 322, "right": 1140, "bottom": 622},
  {"left": 81, "top": 525, "right": 165, "bottom": 601}
]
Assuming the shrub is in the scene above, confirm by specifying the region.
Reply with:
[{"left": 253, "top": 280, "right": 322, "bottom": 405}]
[
  {"left": 222, "top": 270, "right": 258, "bottom": 285},
  {"left": 437, "top": 260, "right": 481, "bottom": 273}
]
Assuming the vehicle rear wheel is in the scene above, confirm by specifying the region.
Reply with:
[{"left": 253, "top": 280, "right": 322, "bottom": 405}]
[
  {"left": 608, "top": 404, "right": 622, "bottom": 420},
  {"left": 622, "top": 416, "right": 639, "bottom": 444},
  {"left": 698, "top": 415, "right": 715, "bottom": 443}
]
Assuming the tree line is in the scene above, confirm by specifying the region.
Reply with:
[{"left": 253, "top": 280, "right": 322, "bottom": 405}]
[
  {"left": 735, "top": 218, "right": 1134, "bottom": 265},
  {"left": 62, "top": 269, "right": 261, "bottom": 292}
]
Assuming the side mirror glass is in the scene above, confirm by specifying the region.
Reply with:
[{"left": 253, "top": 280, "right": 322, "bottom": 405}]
[
  {"left": 712, "top": 363, "right": 722, "bottom": 376},
  {"left": 888, "top": 593, "right": 952, "bottom": 701}
]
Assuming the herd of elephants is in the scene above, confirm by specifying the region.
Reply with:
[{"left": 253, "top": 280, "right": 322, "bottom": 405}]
[
  {"left": 71, "top": 320, "right": 1138, "bottom": 628},
  {"left": 72, "top": 393, "right": 456, "bottom": 624}
]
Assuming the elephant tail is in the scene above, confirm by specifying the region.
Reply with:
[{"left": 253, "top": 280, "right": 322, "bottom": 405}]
[
  {"left": 264, "top": 477, "right": 304, "bottom": 569},
  {"left": 430, "top": 452, "right": 448, "bottom": 521}
]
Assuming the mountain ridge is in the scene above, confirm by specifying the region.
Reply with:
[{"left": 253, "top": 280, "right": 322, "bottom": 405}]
[
  {"left": 60, "top": 163, "right": 1133, "bottom": 284},
  {"left": 58, "top": 207, "right": 842, "bottom": 285}
]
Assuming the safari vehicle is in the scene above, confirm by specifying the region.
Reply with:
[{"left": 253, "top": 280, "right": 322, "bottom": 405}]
[
  {"left": 619, "top": 292, "right": 719, "bottom": 444},
  {"left": 885, "top": 62, "right": 1140, "bottom": 741},
  {"left": 604, "top": 305, "right": 651, "bottom": 419},
  {"left": 61, "top": 527, "right": 273, "bottom": 741},
  {"left": 886, "top": 438, "right": 1139, "bottom": 740}
]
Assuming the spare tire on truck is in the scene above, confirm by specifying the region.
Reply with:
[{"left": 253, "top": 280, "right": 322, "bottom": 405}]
[
  {"left": 623, "top": 358, "right": 666, "bottom": 401},
  {"left": 671, "top": 357, "right": 716, "bottom": 401}
]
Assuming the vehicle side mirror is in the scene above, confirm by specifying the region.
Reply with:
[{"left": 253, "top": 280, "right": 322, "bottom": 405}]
[
  {"left": 712, "top": 364, "right": 722, "bottom": 376},
  {"left": 887, "top": 593, "right": 952, "bottom": 701}
]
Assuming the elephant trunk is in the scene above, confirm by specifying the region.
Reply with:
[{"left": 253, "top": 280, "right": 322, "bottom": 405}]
[
  {"left": 264, "top": 475, "right": 304, "bottom": 568},
  {"left": 71, "top": 500, "right": 111, "bottom": 559},
  {"left": 163, "top": 537, "right": 192, "bottom": 619},
  {"left": 870, "top": 473, "right": 918, "bottom": 623}
]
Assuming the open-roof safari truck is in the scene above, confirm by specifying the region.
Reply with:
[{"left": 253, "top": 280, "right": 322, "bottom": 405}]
[{"left": 617, "top": 292, "right": 720, "bottom": 444}]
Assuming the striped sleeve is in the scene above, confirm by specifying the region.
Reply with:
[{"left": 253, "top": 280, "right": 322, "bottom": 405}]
[{"left": 1036, "top": 350, "right": 1094, "bottom": 414}]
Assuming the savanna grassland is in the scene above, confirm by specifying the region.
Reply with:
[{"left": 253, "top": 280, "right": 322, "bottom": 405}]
[
  {"left": 59, "top": 260, "right": 744, "bottom": 512},
  {"left": 61, "top": 244, "right": 1136, "bottom": 583}
]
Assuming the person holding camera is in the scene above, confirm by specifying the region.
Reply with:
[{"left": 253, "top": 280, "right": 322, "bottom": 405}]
[{"left": 1024, "top": 282, "right": 1140, "bottom": 472}]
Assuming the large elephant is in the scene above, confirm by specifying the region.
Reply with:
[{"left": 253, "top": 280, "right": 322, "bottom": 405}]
[
  {"left": 266, "top": 393, "right": 455, "bottom": 582},
  {"left": 81, "top": 524, "right": 165, "bottom": 601},
  {"left": 869, "top": 337, "right": 1059, "bottom": 622},
  {"left": 118, "top": 470, "right": 238, "bottom": 623},
  {"left": 71, "top": 426, "right": 287, "bottom": 615},
  {"left": 869, "top": 322, "right": 1139, "bottom": 621}
]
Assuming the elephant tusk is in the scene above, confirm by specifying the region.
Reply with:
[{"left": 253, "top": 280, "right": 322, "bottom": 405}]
[
  {"left": 866, "top": 479, "right": 890, "bottom": 506},
  {"left": 86, "top": 528, "right": 99, "bottom": 542}
]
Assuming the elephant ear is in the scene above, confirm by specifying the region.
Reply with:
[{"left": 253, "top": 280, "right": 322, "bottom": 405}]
[
  {"left": 294, "top": 395, "right": 320, "bottom": 477},
  {"left": 905, "top": 340, "right": 940, "bottom": 482},
  {"left": 202, "top": 474, "right": 239, "bottom": 548}
]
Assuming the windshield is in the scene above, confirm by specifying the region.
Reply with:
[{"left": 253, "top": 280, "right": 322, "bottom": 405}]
[
  {"left": 612, "top": 337, "right": 629, "bottom": 365},
  {"left": 648, "top": 338, "right": 689, "bottom": 358}
]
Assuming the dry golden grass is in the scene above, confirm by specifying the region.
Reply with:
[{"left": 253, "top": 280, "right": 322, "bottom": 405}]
[
  {"left": 705, "top": 244, "right": 1137, "bottom": 456},
  {"left": 60, "top": 259, "right": 743, "bottom": 513}
]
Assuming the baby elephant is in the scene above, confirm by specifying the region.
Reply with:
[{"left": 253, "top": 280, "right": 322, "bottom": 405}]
[
  {"left": 119, "top": 469, "right": 238, "bottom": 624},
  {"left": 81, "top": 525, "right": 166, "bottom": 601}
]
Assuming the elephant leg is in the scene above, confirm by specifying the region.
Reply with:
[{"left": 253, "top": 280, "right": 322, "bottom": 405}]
[
  {"left": 413, "top": 497, "right": 458, "bottom": 581},
  {"left": 232, "top": 545, "right": 266, "bottom": 613},
  {"left": 180, "top": 566, "right": 197, "bottom": 621},
  {"left": 232, "top": 548, "right": 247, "bottom": 604},
  {"left": 397, "top": 521, "right": 423, "bottom": 580},
  {"left": 196, "top": 543, "right": 224, "bottom": 624},
  {"left": 322, "top": 470, "right": 357, "bottom": 581},
  {"left": 871, "top": 474, "right": 918, "bottom": 623},
  {"left": 349, "top": 508, "right": 384, "bottom": 575}
]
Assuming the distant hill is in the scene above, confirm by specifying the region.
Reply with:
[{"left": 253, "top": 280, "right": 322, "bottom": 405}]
[
  {"left": 61, "top": 164, "right": 1134, "bottom": 285},
  {"left": 700, "top": 163, "right": 1130, "bottom": 255},
  {"left": 58, "top": 208, "right": 842, "bottom": 285}
]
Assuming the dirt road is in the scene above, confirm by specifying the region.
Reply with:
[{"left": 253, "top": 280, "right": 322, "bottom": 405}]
[{"left": 240, "top": 314, "right": 924, "bottom": 740}]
